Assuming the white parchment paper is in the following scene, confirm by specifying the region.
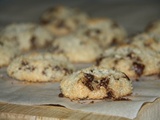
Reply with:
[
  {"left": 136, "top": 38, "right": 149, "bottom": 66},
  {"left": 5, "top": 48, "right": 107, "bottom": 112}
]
[{"left": 0, "top": 68, "right": 160, "bottom": 119}]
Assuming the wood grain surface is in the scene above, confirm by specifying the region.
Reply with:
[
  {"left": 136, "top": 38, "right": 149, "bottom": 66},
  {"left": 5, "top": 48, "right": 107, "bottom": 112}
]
[{"left": 0, "top": 98, "right": 160, "bottom": 120}]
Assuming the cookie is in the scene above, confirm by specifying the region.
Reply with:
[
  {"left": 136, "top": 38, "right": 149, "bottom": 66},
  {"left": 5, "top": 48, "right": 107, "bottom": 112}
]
[
  {"left": 145, "top": 20, "right": 160, "bottom": 34},
  {"left": 40, "top": 5, "right": 89, "bottom": 36},
  {"left": 76, "top": 18, "right": 127, "bottom": 48},
  {"left": 0, "top": 37, "right": 19, "bottom": 67},
  {"left": 7, "top": 52, "right": 74, "bottom": 82},
  {"left": 0, "top": 23, "right": 54, "bottom": 51},
  {"left": 96, "top": 45, "right": 160, "bottom": 79},
  {"left": 129, "top": 32, "right": 160, "bottom": 53},
  {"left": 51, "top": 35, "right": 102, "bottom": 63},
  {"left": 60, "top": 67, "right": 132, "bottom": 100}
]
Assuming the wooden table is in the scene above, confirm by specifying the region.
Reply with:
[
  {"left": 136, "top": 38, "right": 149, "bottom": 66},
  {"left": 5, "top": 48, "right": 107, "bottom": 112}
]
[{"left": 0, "top": 98, "right": 160, "bottom": 120}]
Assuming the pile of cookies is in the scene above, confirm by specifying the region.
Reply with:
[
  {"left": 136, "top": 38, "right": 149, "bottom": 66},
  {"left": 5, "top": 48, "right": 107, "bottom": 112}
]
[{"left": 1, "top": 5, "right": 160, "bottom": 100}]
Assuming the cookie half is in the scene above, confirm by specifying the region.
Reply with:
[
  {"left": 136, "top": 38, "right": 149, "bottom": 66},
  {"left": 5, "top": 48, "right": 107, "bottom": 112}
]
[
  {"left": 60, "top": 67, "right": 132, "bottom": 100},
  {"left": 51, "top": 35, "right": 102, "bottom": 63},
  {"left": 7, "top": 52, "right": 74, "bottom": 82},
  {"left": 96, "top": 45, "right": 160, "bottom": 79},
  {"left": 0, "top": 23, "right": 53, "bottom": 51}
]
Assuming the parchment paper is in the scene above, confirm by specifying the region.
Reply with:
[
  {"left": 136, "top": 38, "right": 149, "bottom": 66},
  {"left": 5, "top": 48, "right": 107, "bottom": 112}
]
[{"left": 0, "top": 68, "right": 160, "bottom": 119}]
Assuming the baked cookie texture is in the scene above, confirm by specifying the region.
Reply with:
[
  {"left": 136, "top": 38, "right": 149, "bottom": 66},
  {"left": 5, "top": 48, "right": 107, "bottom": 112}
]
[
  {"left": 7, "top": 52, "right": 74, "bottom": 82},
  {"left": 40, "top": 5, "right": 89, "bottom": 36},
  {"left": 60, "top": 67, "right": 132, "bottom": 100},
  {"left": 51, "top": 35, "right": 102, "bottom": 63},
  {"left": 76, "top": 18, "right": 127, "bottom": 48},
  {"left": 129, "top": 32, "right": 160, "bottom": 53},
  {"left": 145, "top": 20, "right": 160, "bottom": 34},
  {"left": 0, "top": 37, "right": 19, "bottom": 67},
  {"left": 0, "top": 23, "right": 53, "bottom": 51},
  {"left": 96, "top": 45, "right": 160, "bottom": 79}
]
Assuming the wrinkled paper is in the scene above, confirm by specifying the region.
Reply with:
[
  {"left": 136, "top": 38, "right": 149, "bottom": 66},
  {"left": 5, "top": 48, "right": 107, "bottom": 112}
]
[{"left": 0, "top": 68, "right": 160, "bottom": 119}]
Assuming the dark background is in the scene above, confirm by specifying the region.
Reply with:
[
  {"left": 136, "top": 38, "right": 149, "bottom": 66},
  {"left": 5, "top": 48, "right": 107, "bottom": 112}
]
[{"left": 0, "top": 0, "right": 160, "bottom": 34}]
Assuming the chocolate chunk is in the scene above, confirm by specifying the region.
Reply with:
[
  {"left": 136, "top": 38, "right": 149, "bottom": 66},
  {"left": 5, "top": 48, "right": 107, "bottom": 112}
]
[
  {"left": 63, "top": 68, "right": 73, "bottom": 74},
  {"left": 40, "top": 19, "right": 50, "bottom": 24},
  {"left": 110, "top": 38, "right": 117, "bottom": 46},
  {"left": 30, "top": 36, "right": 37, "bottom": 49},
  {"left": 95, "top": 29, "right": 101, "bottom": 34},
  {"left": 145, "top": 23, "right": 154, "bottom": 32},
  {"left": 99, "top": 77, "right": 109, "bottom": 88},
  {"left": 123, "top": 73, "right": 130, "bottom": 81},
  {"left": 21, "top": 61, "right": 29, "bottom": 66},
  {"left": 30, "top": 66, "right": 36, "bottom": 71},
  {"left": 114, "top": 98, "right": 131, "bottom": 101},
  {"left": 0, "top": 41, "right": 3, "bottom": 46},
  {"left": 82, "top": 73, "right": 94, "bottom": 91},
  {"left": 85, "top": 29, "right": 101, "bottom": 37},
  {"left": 84, "top": 73, "right": 94, "bottom": 82},
  {"left": 127, "top": 52, "right": 141, "bottom": 61},
  {"left": 95, "top": 56, "right": 104, "bottom": 66},
  {"left": 42, "top": 70, "right": 46, "bottom": 75},
  {"left": 54, "top": 65, "right": 61, "bottom": 71},
  {"left": 58, "top": 93, "right": 64, "bottom": 97},
  {"left": 82, "top": 81, "right": 94, "bottom": 91},
  {"left": 90, "top": 101, "right": 94, "bottom": 104},
  {"left": 107, "top": 91, "right": 114, "bottom": 99},
  {"left": 132, "top": 62, "right": 145, "bottom": 76},
  {"left": 56, "top": 20, "right": 66, "bottom": 28}
]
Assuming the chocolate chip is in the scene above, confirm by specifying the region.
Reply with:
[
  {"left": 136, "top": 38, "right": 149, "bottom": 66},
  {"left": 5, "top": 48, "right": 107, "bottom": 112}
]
[
  {"left": 127, "top": 52, "right": 141, "bottom": 61},
  {"left": 40, "top": 19, "right": 50, "bottom": 24},
  {"left": 132, "top": 62, "right": 145, "bottom": 76},
  {"left": 122, "top": 73, "right": 130, "bottom": 81},
  {"left": 42, "top": 70, "right": 46, "bottom": 75},
  {"left": 110, "top": 38, "right": 117, "bottom": 46},
  {"left": 95, "top": 29, "right": 101, "bottom": 34},
  {"left": 99, "top": 77, "right": 109, "bottom": 88},
  {"left": 0, "top": 41, "right": 3, "bottom": 46},
  {"left": 107, "top": 91, "right": 114, "bottom": 99},
  {"left": 55, "top": 20, "right": 66, "bottom": 28},
  {"left": 21, "top": 61, "right": 29, "bottom": 66},
  {"left": 82, "top": 73, "right": 94, "bottom": 91},
  {"left": 30, "top": 66, "right": 36, "bottom": 71},
  {"left": 30, "top": 36, "right": 37, "bottom": 49},
  {"left": 85, "top": 29, "right": 101, "bottom": 37},
  {"left": 54, "top": 65, "right": 61, "bottom": 71},
  {"left": 82, "top": 81, "right": 94, "bottom": 91},
  {"left": 63, "top": 68, "right": 73, "bottom": 74},
  {"left": 90, "top": 101, "right": 94, "bottom": 104},
  {"left": 58, "top": 93, "right": 64, "bottom": 97},
  {"left": 84, "top": 73, "right": 94, "bottom": 82},
  {"left": 145, "top": 23, "right": 154, "bottom": 32},
  {"left": 95, "top": 56, "right": 104, "bottom": 66},
  {"left": 114, "top": 98, "right": 131, "bottom": 101}
]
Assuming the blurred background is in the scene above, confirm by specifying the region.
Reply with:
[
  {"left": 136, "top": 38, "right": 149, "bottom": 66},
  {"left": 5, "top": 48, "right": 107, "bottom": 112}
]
[{"left": 0, "top": 0, "right": 160, "bottom": 34}]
